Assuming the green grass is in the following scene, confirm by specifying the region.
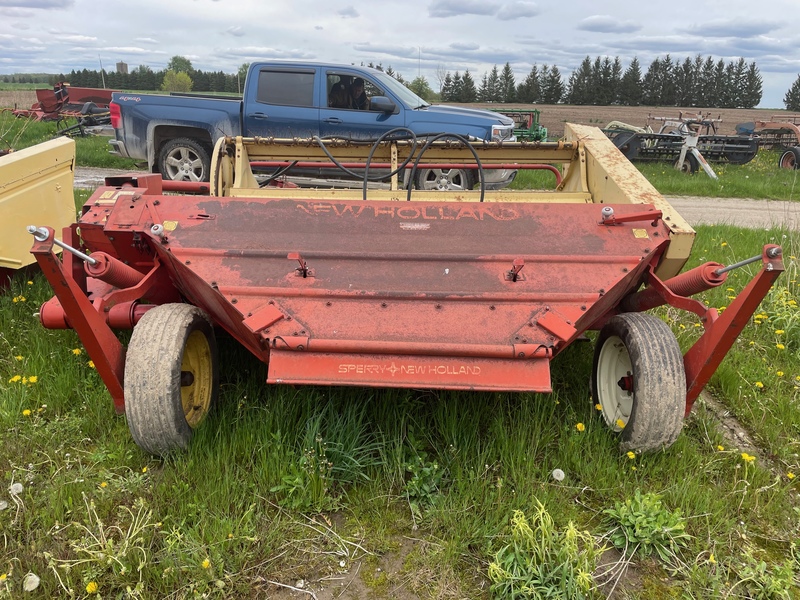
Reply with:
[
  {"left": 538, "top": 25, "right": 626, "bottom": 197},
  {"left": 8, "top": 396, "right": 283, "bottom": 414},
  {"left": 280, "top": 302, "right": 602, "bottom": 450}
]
[
  {"left": 1, "top": 136, "right": 799, "bottom": 598},
  {"left": 513, "top": 148, "right": 800, "bottom": 201},
  {"left": 1, "top": 217, "right": 798, "bottom": 597},
  {"left": 0, "top": 108, "right": 140, "bottom": 170}
]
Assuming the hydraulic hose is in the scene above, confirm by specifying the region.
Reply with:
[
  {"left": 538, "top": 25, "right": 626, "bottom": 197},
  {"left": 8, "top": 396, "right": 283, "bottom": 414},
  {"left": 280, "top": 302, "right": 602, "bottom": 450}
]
[{"left": 407, "top": 133, "right": 486, "bottom": 202}]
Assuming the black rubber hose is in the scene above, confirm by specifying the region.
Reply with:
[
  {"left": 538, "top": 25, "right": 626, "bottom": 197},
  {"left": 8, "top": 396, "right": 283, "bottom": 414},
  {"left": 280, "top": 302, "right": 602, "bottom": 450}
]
[
  {"left": 407, "top": 133, "right": 485, "bottom": 202},
  {"left": 257, "top": 160, "right": 299, "bottom": 187},
  {"left": 362, "top": 127, "right": 419, "bottom": 200}
]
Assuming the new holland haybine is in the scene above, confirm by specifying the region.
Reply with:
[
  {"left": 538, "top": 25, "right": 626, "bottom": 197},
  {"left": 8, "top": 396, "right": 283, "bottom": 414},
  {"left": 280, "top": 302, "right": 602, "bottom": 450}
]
[{"left": 26, "top": 124, "right": 783, "bottom": 456}]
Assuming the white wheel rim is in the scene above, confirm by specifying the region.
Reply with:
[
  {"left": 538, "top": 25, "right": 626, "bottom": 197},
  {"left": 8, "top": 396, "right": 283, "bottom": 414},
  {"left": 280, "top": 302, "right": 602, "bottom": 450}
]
[{"left": 596, "top": 335, "right": 633, "bottom": 431}]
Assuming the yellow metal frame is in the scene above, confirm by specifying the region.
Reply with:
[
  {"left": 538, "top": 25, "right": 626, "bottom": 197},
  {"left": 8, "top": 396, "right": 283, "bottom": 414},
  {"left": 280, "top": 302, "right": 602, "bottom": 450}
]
[
  {"left": 0, "top": 138, "right": 76, "bottom": 271},
  {"left": 209, "top": 123, "right": 695, "bottom": 279}
]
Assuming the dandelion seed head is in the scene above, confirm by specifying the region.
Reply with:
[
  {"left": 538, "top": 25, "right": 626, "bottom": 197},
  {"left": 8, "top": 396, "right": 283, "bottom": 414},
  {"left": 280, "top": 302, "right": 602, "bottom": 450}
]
[
  {"left": 9, "top": 483, "right": 23, "bottom": 495},
  {"left": 22, "top": 573, "right": 39, "bottom": 592},
  {"left": 551, "top": 468, "right": 565, "bottom": 481}
]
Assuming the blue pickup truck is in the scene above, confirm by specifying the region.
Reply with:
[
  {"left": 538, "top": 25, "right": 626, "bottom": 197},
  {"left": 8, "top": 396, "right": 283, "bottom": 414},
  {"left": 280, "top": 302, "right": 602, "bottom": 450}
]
[{"left": 108, "top": 61, "right": 517, "bottom": 190}]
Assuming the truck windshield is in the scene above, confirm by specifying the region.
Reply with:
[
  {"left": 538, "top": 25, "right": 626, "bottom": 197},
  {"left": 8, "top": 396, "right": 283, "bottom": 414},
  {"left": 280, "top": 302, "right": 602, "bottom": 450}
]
[{"left": 371, "top": 71, "right": 430, "bottom": 109}]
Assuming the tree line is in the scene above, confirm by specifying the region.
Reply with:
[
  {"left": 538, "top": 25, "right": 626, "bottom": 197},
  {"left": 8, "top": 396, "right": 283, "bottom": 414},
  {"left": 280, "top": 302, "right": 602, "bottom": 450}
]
[
  {"left": 15, "top": 53, "right": 800, "bottom": 110},
  {"left": 439, "top": 55, "right": 763, "bottom": 109}
]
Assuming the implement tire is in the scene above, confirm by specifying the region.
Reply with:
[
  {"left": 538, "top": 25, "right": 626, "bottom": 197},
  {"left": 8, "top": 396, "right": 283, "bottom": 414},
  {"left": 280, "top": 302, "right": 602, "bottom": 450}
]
[
  {"left": 124, "top": 304, "right": 218, "bottom": 456},
  {"left": 592, "top": 313, "right": 685, "bottom": 453}
]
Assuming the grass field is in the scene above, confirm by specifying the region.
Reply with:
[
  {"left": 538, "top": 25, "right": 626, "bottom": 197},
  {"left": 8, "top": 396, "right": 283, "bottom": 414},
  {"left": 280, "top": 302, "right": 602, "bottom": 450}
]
[{"left": 0, "top": 111, "right": 799, "bottom": 599}]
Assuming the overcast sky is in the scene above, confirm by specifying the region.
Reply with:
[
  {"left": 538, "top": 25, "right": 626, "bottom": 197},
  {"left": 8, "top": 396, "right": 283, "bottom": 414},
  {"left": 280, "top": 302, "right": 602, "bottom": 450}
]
[{"left": 1, "top": 0, "right": 799, "bottom": 108}]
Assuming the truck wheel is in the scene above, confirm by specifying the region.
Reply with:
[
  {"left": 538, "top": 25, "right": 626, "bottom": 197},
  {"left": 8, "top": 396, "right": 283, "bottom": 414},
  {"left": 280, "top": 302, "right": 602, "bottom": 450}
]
[
  {"left": 415, "top": 168, "right": 474, "bottom": 191},
  {"left": 673, "top": 154, "right": 699, "bottom": 174},
  {"left": 124, "top": 304, "right": 219, "bottom": 456},
  {"left": 778, "top": 147, "right": 800, "bottom": 169},
  {"left": 159, "top": 138, "right": 211, "bottom": 182},
  {"left": 591, "top": 313, "right": 685, "bottom": 453}
]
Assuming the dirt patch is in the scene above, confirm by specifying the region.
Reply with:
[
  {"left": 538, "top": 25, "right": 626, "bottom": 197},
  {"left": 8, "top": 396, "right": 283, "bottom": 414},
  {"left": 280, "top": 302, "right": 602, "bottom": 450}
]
[
  {"left": 0, "top": 89, "right": 37, "bottom": 110},
  {"left": 475, "top": 103, "right": 792, "bottom": 139}
]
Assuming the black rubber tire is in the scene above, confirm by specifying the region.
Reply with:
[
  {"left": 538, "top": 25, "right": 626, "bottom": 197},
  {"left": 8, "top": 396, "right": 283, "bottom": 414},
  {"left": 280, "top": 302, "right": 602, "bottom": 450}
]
[
  {"left": 673, "top": 153, "right": 699, "bottom": 174},
  {"left": 124, "top": 304, "right": 219, "bottom": 456},
  {"left": 415, "top": 168, "right": 474, "bottom": 191},
  {"left": 591, "top": 313, "right": 686, "bottom": 453},
  {"left": 778, "top": 147, "right": 800, "bottom": 169},
  {"left": 158, "top": 137, "right": 211, "bottom": 182}
]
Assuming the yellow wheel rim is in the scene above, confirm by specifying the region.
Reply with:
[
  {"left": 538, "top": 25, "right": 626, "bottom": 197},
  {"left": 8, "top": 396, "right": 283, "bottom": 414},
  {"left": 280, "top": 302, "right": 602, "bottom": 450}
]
[{"left": 181, "top": 329, "right": 213, "bottom": 428}]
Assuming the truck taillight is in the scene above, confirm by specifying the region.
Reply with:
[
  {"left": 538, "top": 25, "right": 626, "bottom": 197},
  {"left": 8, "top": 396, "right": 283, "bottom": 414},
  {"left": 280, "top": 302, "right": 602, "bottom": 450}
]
[{"left": 109, "top": 102, "right": 121, "bottom": 129}]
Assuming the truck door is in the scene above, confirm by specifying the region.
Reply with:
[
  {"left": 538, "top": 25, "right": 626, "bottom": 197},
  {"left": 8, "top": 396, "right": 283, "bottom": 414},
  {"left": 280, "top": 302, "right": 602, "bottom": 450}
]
[
  {"left": 242, "top": 67, "right": 320, "bottom": 138},
  {"left": 319, "top": 71, "right": 405, "bottom": 140}
]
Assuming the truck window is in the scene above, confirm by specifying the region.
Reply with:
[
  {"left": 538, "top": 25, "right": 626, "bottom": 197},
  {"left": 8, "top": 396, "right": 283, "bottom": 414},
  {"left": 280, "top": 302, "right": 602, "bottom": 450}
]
[
  {"left": 325, "top": 73, "right": 384, "bottom": 110},
  {"left": 256, "top": 70, "right": 315, "bottom": 107}
]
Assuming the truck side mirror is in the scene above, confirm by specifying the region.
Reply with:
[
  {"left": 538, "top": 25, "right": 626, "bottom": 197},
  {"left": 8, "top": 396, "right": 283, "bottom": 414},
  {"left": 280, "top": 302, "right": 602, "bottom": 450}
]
[{"left": 368, "top": 96, "right": 397, "bottom": 114}]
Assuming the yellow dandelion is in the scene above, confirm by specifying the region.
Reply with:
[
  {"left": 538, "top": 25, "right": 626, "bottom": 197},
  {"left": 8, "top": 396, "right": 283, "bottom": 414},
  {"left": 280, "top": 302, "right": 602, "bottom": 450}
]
[
  {"left": 227, "top": 533, "right": 233, "bottom": 539},
  {"left": 22, "top": 409, "right": 31, "bottom": 417},
  {"left": 775, "top": 329, "right": 785, "bottom": 335},
  {"left": 21, "top": 377, "right": 27, "bottom": 384},
  {"left": 754, "top": 320, "right": 762, "bottom": 325},
  {"left": 86, "top": 581, "right": 98, "bottom": 593},
  {"left": 595, "top": 403, "right": 602, "bottom": 411},
  {"left": 616, "top": 419, "right": 626, "bottom": 429},
  {"left": 100, "top": 482, "right": 108, "bottom": 488},
  {"left": 12, "top": 297, "right": 18, "bottom": 303},
  {"left": 777, "top": 371, "right": 784, "bottom": 377},
  {"left": 14, "top": 355, "right": 23, "bottom": 361},
  {"left": 721, "top": 242, "right": 728, "bottom": 247},
  {"left": 741, "top": 453, "right": 755, "bottom": 464},
  {"left": 755, "top": 381, "right": 764, "bottom": 389},
  {"left": 726, "top": 287, "right": 735, "bottom": 292},
  {"left": 788, "top": 472, "right": 795, "bottom": 480},
  {"left": 576, "top": 422, "right": 585, "bottom": 432},
  {"left": 626, "top": 451, "right": 636, "bottom": 459},
  {"left": 717, "top": 445, "right": 725, "bottom": 452},
  {"left": 776, "top": 343, "right": 785, "bottom": 350},
  {"left": 0, "top": 573, "right": 6, "bottom": 582},
  {"left": 28, "top": 376, "right": 37, "bottom": 384},
  {"left": 201, "top": 558, "right": 211, "bottom": 569},
  {"left": 88, "top": 360, "right": 95, "bottom": 369},
  {"left": 27, "top": 281, "right": 33, "bottom": 285},
  {"left": 141, "top": 466, "right": 148, "bottom": 473},
  {"left": 8, "top": 375, "right": 21, "bottom": 383},
  {"left": 709, "top": 553, "right": 716, "bottom": 565},
  {"left": 72, "top": 348, "right": 82, "bottom": 355},
  {"left": 631, "top": 466, "right": 637, "bottom": 471}
]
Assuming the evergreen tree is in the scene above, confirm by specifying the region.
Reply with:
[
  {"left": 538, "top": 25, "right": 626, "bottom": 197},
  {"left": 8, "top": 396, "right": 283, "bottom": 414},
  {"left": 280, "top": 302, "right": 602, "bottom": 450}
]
[
  {"left": 674, "top": 57, "right": 696, "bottom": 106},
  {"left": 567, "top": 56, "right": 592, "bottom": 105},
  {"left": 698, "top": 56, "right": 716, "bottom": 106},
  {"left": 516, "top": 64, "right": 540, "bottom": 103},
  {"left": 478, "top": 73, "right": 491, "bottom": 102},
  {"left": 784, "top": 74, "right": 800, "bottom": 111},
  {"left": 461, "top": 70, "right": 478, "bottom": 102},
  {"left": 742, "top": 61, "right": 762, "bottom": 108},
  {"left": 485, "top": 65, "right": 500, "bottom": 102},
  {"left": 540, "top": 65, "right": 564, "bottom": 103},
  {"left": 451, "top": 72, "right": 463, "bottom": 102},
  {"left": 618, "top": 58, "right": 643, "bottom": 106},
  {"left": 499, "top": 62, "right": 516, "bottom": 103},
  {"left": 441, "top": 73, "right": 454, "bottom": 101}
]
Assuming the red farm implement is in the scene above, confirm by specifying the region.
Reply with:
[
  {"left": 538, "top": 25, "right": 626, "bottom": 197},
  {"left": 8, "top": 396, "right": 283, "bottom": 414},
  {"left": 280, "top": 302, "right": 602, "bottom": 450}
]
[{"left": 28, "top": 124, "right": 783, "bottom": 456}]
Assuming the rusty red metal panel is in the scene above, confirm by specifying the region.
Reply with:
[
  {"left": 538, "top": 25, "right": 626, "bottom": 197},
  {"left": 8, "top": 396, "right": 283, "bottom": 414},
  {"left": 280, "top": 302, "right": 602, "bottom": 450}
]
[{"left": 267, "top": 350, "right": 552, "bottom": 392}]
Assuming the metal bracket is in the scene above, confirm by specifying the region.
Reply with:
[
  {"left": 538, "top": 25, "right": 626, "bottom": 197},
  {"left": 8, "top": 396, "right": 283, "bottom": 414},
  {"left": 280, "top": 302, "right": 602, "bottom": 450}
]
[
  {"left": 287, "top": 252, "right": 314, "bottom": 278},
  {"left": 504, "top": 258, "right": 525, "bottom": 282}
]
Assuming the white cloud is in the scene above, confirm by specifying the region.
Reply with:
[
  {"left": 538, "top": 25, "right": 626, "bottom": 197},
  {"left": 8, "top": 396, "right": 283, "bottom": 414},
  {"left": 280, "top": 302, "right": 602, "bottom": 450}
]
[
  {"left": 0, "top": 0, "right": 74, "bottom": 7},
  {"left": 496, "top": 1, "right": 539, "bottom": 21},
  {"left": 338, "top": 6, "right": 358, "bottom": 18},
  {"left": 578, "top": 15, "right": 641, "bottom": 34},
  {"left": 225, "top": 25, "right": 245, "bottom": 37},
  {"left": 429, "top": 0, "right": 498, "bottom": 17}
]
